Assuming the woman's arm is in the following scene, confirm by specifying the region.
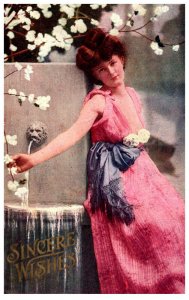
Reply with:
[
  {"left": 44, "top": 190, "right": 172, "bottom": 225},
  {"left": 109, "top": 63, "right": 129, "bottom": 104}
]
[{"left": 9, "top": 94, "right": 105, "bottom": 172}]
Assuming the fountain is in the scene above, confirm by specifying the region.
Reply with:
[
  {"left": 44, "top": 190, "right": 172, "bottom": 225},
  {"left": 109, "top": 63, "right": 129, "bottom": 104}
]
[{"left": 4, "top": 63, "right": 100, "bottom": 294}]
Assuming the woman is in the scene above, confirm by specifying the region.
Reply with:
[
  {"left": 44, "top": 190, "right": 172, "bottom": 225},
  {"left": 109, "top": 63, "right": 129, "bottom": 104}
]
[{"left": 7, "top": 28, "right": 185, "bottom": 294}]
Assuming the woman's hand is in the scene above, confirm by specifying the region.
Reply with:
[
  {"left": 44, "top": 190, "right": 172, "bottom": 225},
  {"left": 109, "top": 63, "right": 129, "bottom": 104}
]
[{"left": 7, "top": 154, "right": 35, "bottom": 173}]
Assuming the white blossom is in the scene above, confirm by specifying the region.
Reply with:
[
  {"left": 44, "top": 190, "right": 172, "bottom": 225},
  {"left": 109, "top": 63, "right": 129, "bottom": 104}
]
[
  {"left": 23, "top": 25, "right": 31, "bottom": 31},
  {"left": 9, "top": 44, "right": 17, "bottom": 51},
  {"left": 18, "top": 91, "right": 27, "bottom": 101},
  {"left": 6, "top": 135, "right": 17, "bottom": 146},
  {"left": 15, "top": 187, "right": 28, "bottom": 199},
  {"left": 26, "top": 30, "right": 36, "bottom": 42},
  {"left": 109, "top": 28, "right": 119, "bottom": 36},
  {"left": 8, "top": 167, "right": 18, "bottom": 176},
  {"left": 4, "top": 6, "right": 12, "bottom": 17},
  {"left": 150, "top": 42, "right": 163, "bottom": 55},
  {"left": 7, "top": 31, "right": 15, "bottom": 39},
  {"left": 24, "top": 65, "right": 33, "bottom": 81},
  {"left": 38, "top": 43, "right": 51, "bottom": 57},
  {"left": 150, "top": 41, "right": 159, "bottom": 51},
  {"left": 111, "top": 13, "right": 123, "bottom": 27},
  {"left": 4, "top": 154, "right": 13, "bottom": 164},
  {"left": 126, "top": 20, "right": 132, "bottom": 27},
  {"left": 35, "top": 95, "right": 51, "bottom": 110},
  {"left": 91, "top": 18, "right": 99, "bottom": 26},
  {"left": 154, "top": 5, "right": 169, "bottom": 17},
  {"left": 172, "top": 44, "right": 180, "bottom": 52},
  {"left": 27, "top": 44, "right": 36, "bottom": 51},
  {"left": 26, "top": 6, "right": 32, "bottom": 13},
  {"left": 138, "top": 129, "right": 150, "bottom": 143},
  {"left": 4, "top": 10, "right": 16, "bottom": 26},
  {"left": 37, "top": 4, "right": 51, "bottom": 11},
  {"left": 7, "top": 180, "right": 19, "bottom": 192},
  {"left": 34, "top": 33, "right": 44, "bottom": 46},
  {"left": 70, "top": 19, "right": 87, "bottom": 33},
  {"left": 8, "top": 88, "right": 17, "bottom": 95},
  {"left": 15, "top": 62, "right": 23, "bottom": 71},
  {"left": 154, "top": 48, "right": 163, "bottom": 55},
  {"left": 123, "top": 133, "right": 140, "bottom": 147},
  {"left": 90, "top": 4, "right": 107, "bottom": 9},
  {"left": 58, "top": 17, "right": 67, "bottom": 26},
  {"left": 28, "top": 94, "right": 35, "bottom": 103},
  {"left": 59, "top": 5, "right": 75, "bottom": 18},
  {"left": 29, "top": 10, "right": 40, "bottom": 20},
  {"left": 43, "top": 11, "right": 52, "bottom": 18},
  {"left": 4, "top": 54, "right": 8, "bottom": 61},
  {"left": 132, "top": 4, "right": 147, "bottom": 16}
]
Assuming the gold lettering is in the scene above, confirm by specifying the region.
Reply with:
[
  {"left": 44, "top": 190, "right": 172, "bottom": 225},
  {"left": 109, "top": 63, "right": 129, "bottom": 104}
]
[
  {"left": 15, "top": 262, "right": 30, "bottom": 282},
  {"left": 34, "top": 261, "right": 46, "bottom": 279},
  {"left": 56, "top": 236, "right": 65, "bottom": 250},
  {"left": 7, "top": 243, "right": 19, "bottom": 264},
  {"left": 67, "top": 232, "right": 75, "bottom": 247},
  {"left": 36, "top": 240, "right": 46, "bottom": 255}
]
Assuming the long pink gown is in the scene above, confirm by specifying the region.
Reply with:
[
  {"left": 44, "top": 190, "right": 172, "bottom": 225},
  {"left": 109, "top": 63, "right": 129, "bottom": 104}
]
[{"left": 83, "top": 86, "right": 185, "bottom": 294}]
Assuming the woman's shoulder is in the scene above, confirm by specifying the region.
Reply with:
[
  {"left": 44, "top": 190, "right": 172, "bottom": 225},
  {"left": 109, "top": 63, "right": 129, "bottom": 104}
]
[{"left": 83, "top": 87, "right": 111, "bottom": 104}]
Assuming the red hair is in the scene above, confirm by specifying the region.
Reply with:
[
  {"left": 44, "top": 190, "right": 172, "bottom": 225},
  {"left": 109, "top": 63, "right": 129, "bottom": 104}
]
[{"left": 76, "top": 28, "right": 127, "bottom": 84}]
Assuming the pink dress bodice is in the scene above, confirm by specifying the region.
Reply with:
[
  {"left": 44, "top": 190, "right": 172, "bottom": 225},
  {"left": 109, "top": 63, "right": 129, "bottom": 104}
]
[{"left": 83, "top": 86, "right": 145, "bottom": 144}]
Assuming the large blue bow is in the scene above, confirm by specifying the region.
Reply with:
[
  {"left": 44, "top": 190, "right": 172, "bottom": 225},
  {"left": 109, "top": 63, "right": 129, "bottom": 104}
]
[{"left": 87, "top": 142, "right": 141, "bottom": 225}]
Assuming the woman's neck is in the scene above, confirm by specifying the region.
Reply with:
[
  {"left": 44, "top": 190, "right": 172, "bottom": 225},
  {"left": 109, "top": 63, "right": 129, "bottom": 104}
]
[{"left": 103, "top": 82, "right": 127, "bottom": 97}]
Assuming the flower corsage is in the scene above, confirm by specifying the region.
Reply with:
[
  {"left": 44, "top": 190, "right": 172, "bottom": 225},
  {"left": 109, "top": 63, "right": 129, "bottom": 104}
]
[{"left": 123, "top": 128, "right": 150, "bottom": 147}]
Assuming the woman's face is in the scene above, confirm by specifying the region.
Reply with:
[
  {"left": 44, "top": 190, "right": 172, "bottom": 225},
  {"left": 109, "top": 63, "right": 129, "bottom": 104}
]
[{"left": 92, "top": 55, "right": 125, "bottom": 87}]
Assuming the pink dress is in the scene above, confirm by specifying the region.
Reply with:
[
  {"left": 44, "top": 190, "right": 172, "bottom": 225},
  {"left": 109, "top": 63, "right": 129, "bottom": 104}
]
[{"left": 83, "top": 86, "right": 185, "bottom": 294}]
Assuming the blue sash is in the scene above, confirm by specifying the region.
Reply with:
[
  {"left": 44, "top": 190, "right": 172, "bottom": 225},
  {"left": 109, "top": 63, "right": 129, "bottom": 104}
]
[{"left": 87, "top": 142, "right": 142, "bottom": 225}]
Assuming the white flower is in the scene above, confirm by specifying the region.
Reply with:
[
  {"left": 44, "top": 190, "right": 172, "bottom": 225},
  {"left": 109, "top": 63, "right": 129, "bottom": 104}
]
[
  {"left": 58, "top": 17, "right": 67, "bottom": 26},
  {"left": 8, "top": 88, "right": 17, "bottom": 95},
  {"left": 18, "top": 91, "right": 26, "bottom": 102},
  {"left": 123, "top": 133, "right": 140, "bottom": 147},
  {"left": 154, "top": 48, "right": 163, "bottom": 55},
  {"left": 138, "top": 129, "right": 150, "bottom": 143},
  {"left": 172, "top": 44, "right": 180, "bottom": 52},
  {"left": 154, "top": 5, "right": 169, "bottom": 17},
  {"left": 7, "top": 31, "right": 15, "bottom": 39},
  {"left": 8, "top": 167, "right": 18, "bottom": 175},
  {"left": 150, "top": 42, "right": 163, "bottom": 55},
  {"left": 27, "top": 44, "right": 36, "bottom": 51},
  {"left": 9, "top": 44, "right": 17, "bottom": 51},
  {"left": 109, "top": 28, "right": 119, "bottom": 36},
  {"left": 132, "top": 4, "right": 147, "bottom": 16},
  {"left": 126, "top": 20, "right": 132, "bottom": 27},
  {"left": 34, "top": 33, "right": 44, "bottom": 46},
  {"left": 111, "top": 13, "right": 123, "bottom": 27},
  {"left": 91, "top": 18, "right": 99, "bottom": 26},
  {"left": 35, "top": 95, "right": 51, "bottom": 110},
  {"left": 6, "top": 135, "right": 17, "bottom": 146},
  {"left": 43, "top": 11, "right": 52, "bottom": 18},
  {"left": 26, "top": 30, "right": 36, "bottom": 42},
  {"left": 7, "top": 180, "right": 19, "bottom": 192},
  {"left": 59, "top": 5, "right": 75, "bottom": 18},
  {"left": 24, "top": 64, "right": 33, "bottom": 81},
  {"left": 150, "top": 16, "right": 158, "bottom": 22},
  {"left": 4, "top": 54, "right": 8, "bottom": 61},
  {"left": 28, "top": 94, "right": 35, "bottom": 103},
  {"left": 15, "top": 62, "right": 23, "bottom": 71},
  {"left": 4, "top": 154, "right": 13, "bottom": 164},
  {"left": 38, "top": 43, "right": 51, "bottom": 57},
  {"left": 150, "top": 41, "right": 158, "bottom": 51},
  {"left": 29, "top": 10, "right": 40, "bottom": 19},
  {"left": 23, "top": 25, "right": 31, "bottom": 31},
  {"left": 37, "top": 4, "right": 51, "bottom": 10},
  {"left": 15, "top": 187, "right": 28, "bottom": 199},
  {"left": 90, "top": 4, "right": 99, "bottom": 9},
  {"left": 26, "top": 6, "right": 32, "bottom": 12},
  {"left": 71, "top": 19, "right": 87, "bottom": 33}
]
